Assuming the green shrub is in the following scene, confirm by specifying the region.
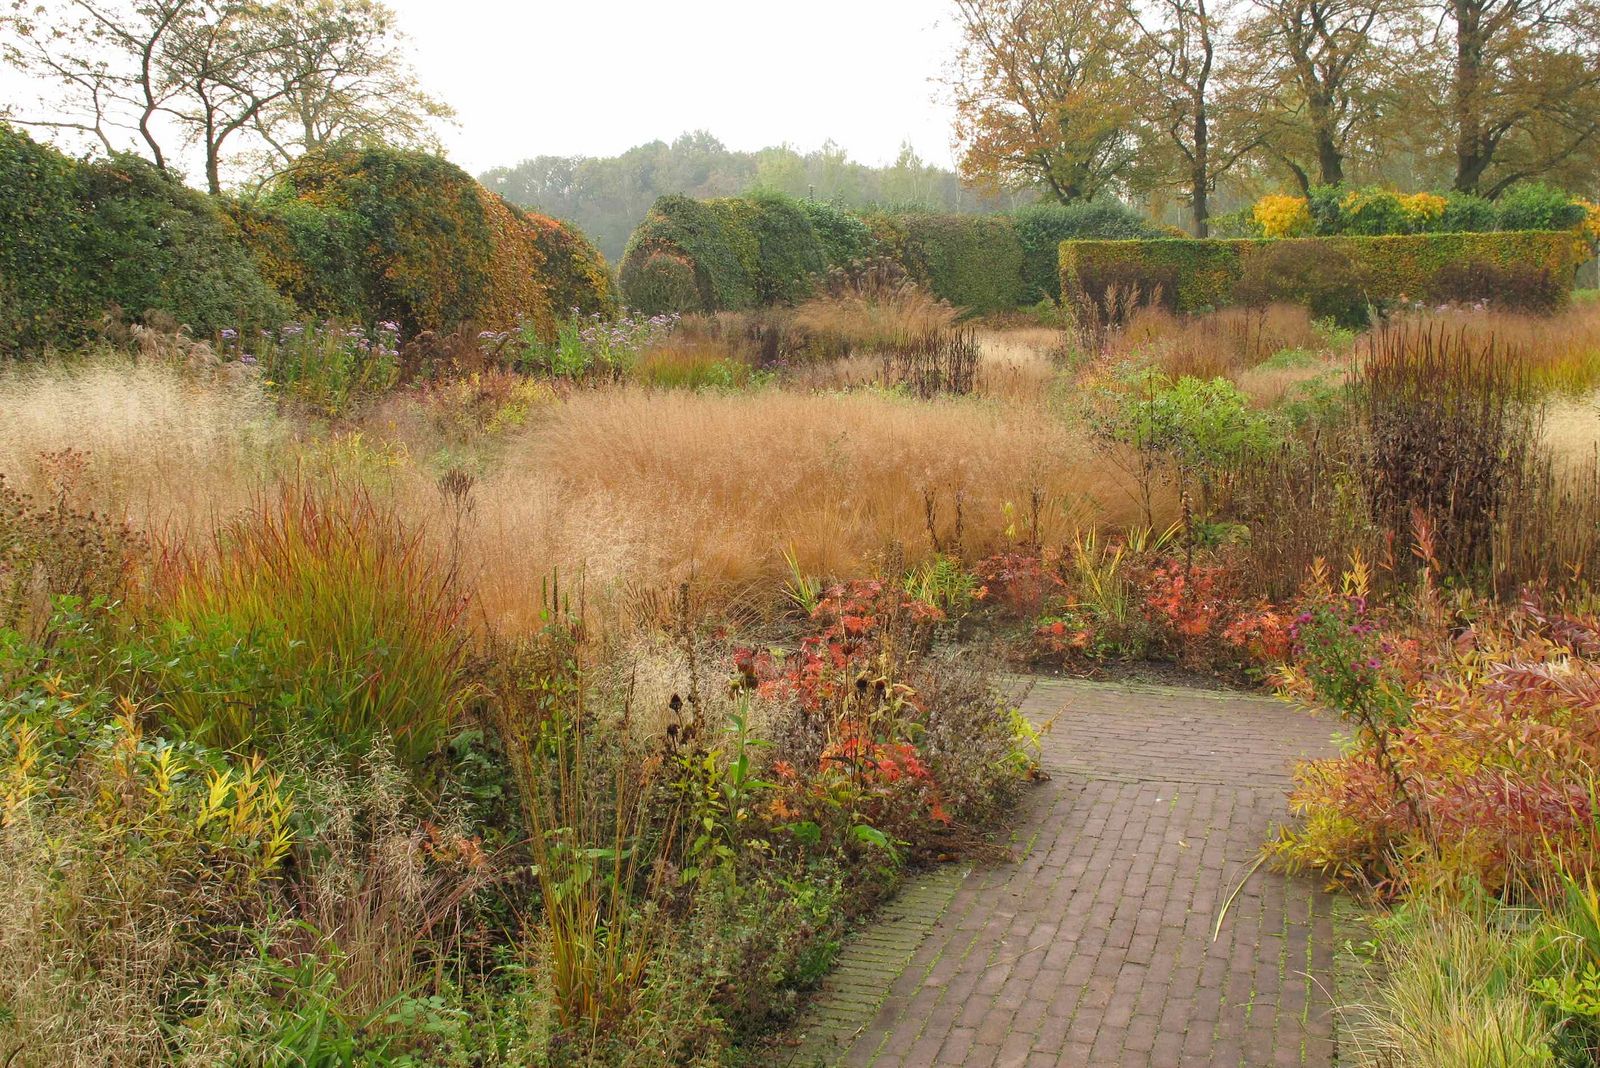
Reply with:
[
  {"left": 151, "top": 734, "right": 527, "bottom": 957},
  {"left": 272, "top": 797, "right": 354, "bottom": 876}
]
[
  {"left": 1307, "top": 185, "right": 1348, "bottom": 236},
  {"left": 1011, "top": 202, "right": 1166, "bottom": 302},
  {"left": 619, "top": 194, "right": 759, "bottom": 312},
  {"left": 227, "top": 195, "right": 368, "bottom": 322},
  {"left": 746, "top": 191, "right": 826, "bottom": 304},
  {"left": 619, "top": 248, "right": 701, "bottom": 315},
  {"left": 1338, "top": 189, "right": 1410, "bottom": 236},
  {"left": 1496, "top": 183, "right": 1589, "bottom": 233},
  {"left": 867, "top": 211, "right": 1027, "bottom": 313},
  {"left": 0, "top": 124, "right": 100, "bottom": 353},
  {"left": 1440, "top": 190, "right": 1498, "bottom": 232},
  {"left": 618, "top": 193, "right": 831, "bottom": 312}
]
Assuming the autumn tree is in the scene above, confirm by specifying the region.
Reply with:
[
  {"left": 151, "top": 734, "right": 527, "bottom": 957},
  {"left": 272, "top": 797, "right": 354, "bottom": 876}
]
[
  {"left": 948, "top": 0, "right": 1142, "bottom": 202},
  {"left": 1, "top": 0, "right": 448, "bottom": 193},
  {"left": 248, "top": 0, "right": 451, "bottom": 170},
  {"left": 1235, "top": 0, "right": 1404, "bottom": 190},
  {"left": 1415, "top": 0, "right": 1600, "bottom": 194},
  {"left": 1123, "top": 0, "right": 1262, "bottom": 235}
]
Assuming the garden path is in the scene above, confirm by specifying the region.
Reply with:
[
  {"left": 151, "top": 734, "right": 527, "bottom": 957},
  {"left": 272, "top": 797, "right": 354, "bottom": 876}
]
[{"left": 785, "top": 677, "right": 1339, "bottom": 1068}]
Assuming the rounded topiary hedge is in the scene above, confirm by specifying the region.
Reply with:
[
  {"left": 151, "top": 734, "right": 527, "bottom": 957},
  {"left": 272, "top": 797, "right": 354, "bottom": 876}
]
[
  {"left": 619, "top": 191, "right": 834, "bottom": 313},
  {"left": 241, "top": 149, "right": 616, "bottom": 337},
  {"left": 521, "top": 210, "right": 618, "bottom": 318},
  {"left": 618, "top": 193, "right": 1172, "bottom": 316},
  {"left": 1, "top": 122, "right": 291, "bottom": 354},
  {"left": 262, "top": 148, "right": 554, "bottom": 338},
  {"left": 619, "top": 248, "right": 700, "bottom": 316},
  {"left": 620, "top": 194, "right": 757, "bottom": 313}
]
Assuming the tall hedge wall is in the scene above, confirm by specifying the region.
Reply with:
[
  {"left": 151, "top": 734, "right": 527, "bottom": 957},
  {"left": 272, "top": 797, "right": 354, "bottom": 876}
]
[
  {"left": 1, "top": 124, "right": 291, "bottom": 354},
  {"left": 1, "top": 125, "right": 616, "bottom": 354},
  {"left": 1060, "top": 231, "right": 1590, "bottom": 315},
  {"left": 860, "top": 212, "right": 1027, "bottom": 313},
  {"left": 1011, "top": 203, "right": 1169, "bottom": 303},
  {"left": 618, "top": 194, "right": 1167, "bottom": 315},
  {"left": 618, "top": 192, "right": 828, "bottom": 314}
]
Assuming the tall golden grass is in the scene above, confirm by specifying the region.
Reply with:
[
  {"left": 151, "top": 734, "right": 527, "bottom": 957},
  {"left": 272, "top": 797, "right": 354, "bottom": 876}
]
[
  {"left": 0, "top": 358, "right": 286, "bottom": 539},
  {"left": 0, "top": 355, "right": 1145, "bottom": 637},
  {"left": 1111, "top": 303, "right": 1342, "bottom": 379},
  {"left": 457, "top": 387, "right": 1139, "bottom": 632},
  {"left": 1397, "top": 300, "right": 1600, "bottom": 395},
  {"left": 789, "top": 280, "right": 958, "bottom": 353}
]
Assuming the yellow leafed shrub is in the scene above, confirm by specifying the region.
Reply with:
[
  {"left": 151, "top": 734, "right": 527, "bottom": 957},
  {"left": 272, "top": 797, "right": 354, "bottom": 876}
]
[{"left": 1253, "top": 194, "right": 1313, "bottom": 239}]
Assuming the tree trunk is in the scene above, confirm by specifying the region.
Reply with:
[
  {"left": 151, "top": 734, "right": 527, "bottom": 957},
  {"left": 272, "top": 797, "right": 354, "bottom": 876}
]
[
  {"left": 1315, "top": 121, "right": 1344, "bottom": 186},
  {"left": 205, "top": 113, "right": 222, "bottom": 195},
  {"left": 1192, "top": 96, "right": 1210, "bottom": 237},
  {"left": 1452, "top": 0, "right": 1487, "bottom": 193}
]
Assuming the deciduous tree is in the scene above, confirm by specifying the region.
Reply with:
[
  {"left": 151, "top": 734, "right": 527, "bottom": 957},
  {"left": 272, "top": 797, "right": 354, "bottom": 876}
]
[
  {"left": 1, "top": 0, "right": 448, "bottom": 193},
  {"left": 1124, "top": 0, "right": 1262, "bottom": 234},
  {"left": 948, "top": 0, "right": 1142, "bottom": 202},
  {"left": 1234, "top": 0, "right": 1403, "bottom": 189},
  {"left": 1420, "top": 0, "right": 1600, "bottom": 194}
]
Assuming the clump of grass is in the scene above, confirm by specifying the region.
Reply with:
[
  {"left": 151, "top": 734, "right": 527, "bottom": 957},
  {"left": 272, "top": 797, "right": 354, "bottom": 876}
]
[
  {"left": 1349, "top": 901, "right": 1557, "bottom": 1068},
  {"left": 1111, "top": 302, "right": 1349, "bottom": 380},
  {"left": 632, "top": 338, "right": 760, "bottom": 390},
  {"left": 1358, "top": 323, "right": 1542, "bottom": 579},
  {"left": 461, "top": 386, "right": 1144, "bottom": 631},
  {"left": 1399, "top": 301, "right": 1600, "bottom": 396},
  {"left": 150, "top": 481, "right": 474, "bottom": 764},
  {"left": 790, "top": 266, "right": 959, "bottom": 355},
  {"left": 0, "top": 355, "right": 286, "bottom": 540}
]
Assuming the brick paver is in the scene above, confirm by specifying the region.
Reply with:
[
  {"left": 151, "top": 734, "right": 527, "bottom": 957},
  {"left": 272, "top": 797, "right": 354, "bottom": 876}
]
[{"left": 787, "top": 678, "right": 1337, "bottom": 1067}]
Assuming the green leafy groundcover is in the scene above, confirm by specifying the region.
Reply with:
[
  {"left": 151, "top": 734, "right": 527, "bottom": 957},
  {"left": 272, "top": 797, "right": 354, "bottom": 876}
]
[{"left": 1059, "top": 231, "right": 1590, "bottom": 315}]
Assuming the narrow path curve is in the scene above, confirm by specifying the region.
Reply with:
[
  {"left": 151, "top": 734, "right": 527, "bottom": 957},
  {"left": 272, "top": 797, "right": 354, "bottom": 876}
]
[{"left": 787, "top": 678, "right": 1339, "bottom": 1068}]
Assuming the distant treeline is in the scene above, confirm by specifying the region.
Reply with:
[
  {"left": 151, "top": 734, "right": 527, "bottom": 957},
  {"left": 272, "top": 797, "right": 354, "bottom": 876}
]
[{"left": 480, "top": 132, "right": 1026, "bottom": 263}]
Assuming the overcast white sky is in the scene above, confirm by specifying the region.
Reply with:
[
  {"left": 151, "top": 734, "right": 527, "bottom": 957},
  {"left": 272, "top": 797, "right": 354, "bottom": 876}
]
[{"left": 385, "top": 0, "right": 964, "bottom": 173}]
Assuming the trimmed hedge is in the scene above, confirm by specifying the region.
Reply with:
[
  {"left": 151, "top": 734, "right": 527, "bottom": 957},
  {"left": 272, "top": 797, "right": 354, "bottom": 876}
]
[
  {"left": 521, "top": 209, "right": 618, "bottom": 318},
  {"left": 1, "top": 127, "right": 617, "bottom": 353},
  {"left": 861, "top": 211, "right": 1026, "bottom": 314},
  {"left": 1060, "top": 231, "right": 1590, "bottom": 316},
  {"left": 1, "top": 123, "right": 291, "bottom": 354},
  {"left": 1011, "top": 202, "right": 1167, "bottom": 302},
  {"left": 619, "top": 194, "right": 1173, "bottom": 315},
  {"left": 619, "top": 192, "right": 828, "bottom": 313},
  {"left": 241, "top": 147, "right": 616, "bottom": 337},
  {"left": 262, "top": 148, "right": 553, "bottom": 338},
  {"left": 798, "top": 200, "right": 876, "bottom": 269},
  {"left": 226, "top": 196, "right": 367, "bottom": 322}
]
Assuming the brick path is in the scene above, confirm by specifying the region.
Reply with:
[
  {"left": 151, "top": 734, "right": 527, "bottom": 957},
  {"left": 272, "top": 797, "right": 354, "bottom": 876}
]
[{"left": 787, "top": 678, "right": 1338, "bottom": 1067}]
